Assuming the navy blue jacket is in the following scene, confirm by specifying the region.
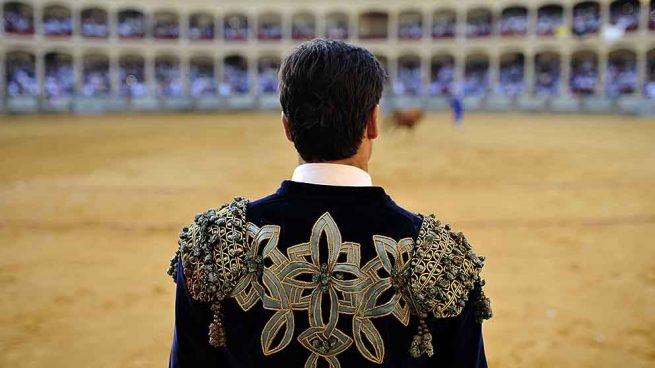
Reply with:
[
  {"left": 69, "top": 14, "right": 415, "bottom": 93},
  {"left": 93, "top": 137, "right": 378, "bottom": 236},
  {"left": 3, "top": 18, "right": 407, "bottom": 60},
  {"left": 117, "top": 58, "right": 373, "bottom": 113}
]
[{"left": 169, "top": 180, "right": 489, "bottom": 367}]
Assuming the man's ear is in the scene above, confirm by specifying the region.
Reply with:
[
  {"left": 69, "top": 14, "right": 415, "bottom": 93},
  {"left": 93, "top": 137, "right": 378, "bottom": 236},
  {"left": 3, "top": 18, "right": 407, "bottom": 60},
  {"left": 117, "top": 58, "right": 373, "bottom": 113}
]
[
  {"left": 366, "top": 104, "right": 380, "bottom": 140},
  {"left": 281, "top": 112, "right": 294, "bottom": 142}
]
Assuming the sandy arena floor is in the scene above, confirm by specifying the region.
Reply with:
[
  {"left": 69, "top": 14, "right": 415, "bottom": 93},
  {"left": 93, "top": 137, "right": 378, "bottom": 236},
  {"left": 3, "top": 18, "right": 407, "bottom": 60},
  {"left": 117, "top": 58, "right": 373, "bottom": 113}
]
[{"left": 0, "top": 112, "right": 654, "bottom": 367}]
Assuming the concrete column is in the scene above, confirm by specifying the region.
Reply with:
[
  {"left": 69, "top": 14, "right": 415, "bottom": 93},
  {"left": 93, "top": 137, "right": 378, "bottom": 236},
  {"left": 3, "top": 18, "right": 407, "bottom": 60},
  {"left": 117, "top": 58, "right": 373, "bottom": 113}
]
[
  {"left": 525, "top": 52, "right": 535, "bottom": 95},
  {"left": 110, "top": 54, "right": 119, "bottom": 95},
  {"left": 0, "top": 53, "right": 5, "bottom": 99},
  {"left": 283, "top": 13, "right": 292, "bottom": 41},
  {"left": 34, "top": 4, "right": 43, "bottom": 36},
  {"left": 350, "top": 11, "right": 359, "bottom": 40},
  {"left": 636, "top": 50, "right": 646, "bottom": 92},
  {"left": 562, "top": 3, "right": 572, "bottom": 35},
  {"left": 455, "top": 53, "right": 465, "bottom": 86},
  {"left": 489, "top": 53, "right": 499, "bottom": 96},
  {"left": 72, "top": 6, "right": 80, "bottom": 38},
  {"left": 181, "top": 56, "right": 190, "bottom": 96},
  {"left": 598, "top": 51, "right": 607, "bottom": 96},
  {"left": 421, "top": 54, "right": 430, "bottom": 96},
  {"left": 146, "top": 55, "right": 156, "bottom": 97},
  {"left": 388, "top": 11, "right": 397, "bottom": 40},
  {"left": 561, "top": 52, "right": 571, "bottom": 95},
  {"left": 388, "top": 56, "right": 398, "bottom": 93},
  {"left": 180, "top": 12, "right": 189, "bottom": 43},
  {"left": 215, "top": 55, "right": 222, "bottom": 93},
  {"left": 248, "top": 55, "right": 257, "bottom": 95},
  {"left": 73, "top": 52, "right": 82, "bottom": 95},
  {"left": 108, "top": 8, "right": 117, "bottom": 39},
  {"left": 456, "top": 7, "right": 466, "bottom": 41},
  {"left": 316, "top": 11, "right": 326, "bottom": 38},
  {"left": 639, "top": 0, "right": 649, "bottom": 32},
  {"left": 36, "top": 50, "right": 44, "bottom": 97}
]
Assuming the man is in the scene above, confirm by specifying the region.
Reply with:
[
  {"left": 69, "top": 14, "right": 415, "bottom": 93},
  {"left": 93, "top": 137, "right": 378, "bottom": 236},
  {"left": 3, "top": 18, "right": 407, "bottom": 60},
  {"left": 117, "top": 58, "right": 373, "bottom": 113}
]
[{"left": 167, "top": 39, "right": 492, "bottom": 368}]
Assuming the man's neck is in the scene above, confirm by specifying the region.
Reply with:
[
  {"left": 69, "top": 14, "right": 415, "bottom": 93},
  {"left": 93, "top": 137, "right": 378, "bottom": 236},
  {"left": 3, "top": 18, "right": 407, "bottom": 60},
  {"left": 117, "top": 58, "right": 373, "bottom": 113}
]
[{"left": 298, "top": 156, "right": 369, "bottom": 173}]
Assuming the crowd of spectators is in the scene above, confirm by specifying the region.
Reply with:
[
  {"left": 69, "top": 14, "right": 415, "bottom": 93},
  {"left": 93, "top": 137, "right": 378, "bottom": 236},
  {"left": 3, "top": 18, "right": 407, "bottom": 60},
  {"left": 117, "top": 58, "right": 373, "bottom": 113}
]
[
  {"left": 153, "top": 17, "right": 179, "bottom": 39},
  {"left": 570, "top": 59, "right": 598, "bottom": 95},
  {"left": 155, "top": 60, "right": 183, "bottom": 97},
  {"left": 43, "top": 56, "right": 74, "bottom": 97},
  {"left": 258, "top": 61, "right": 280, "bottom": 94},
  {"left": 118, "top": 11, "right": 145, "bottom": 38},
  {"left": 536, "top": 7, "right": 564, "bottom": 36},
  {"left": 463, "top": 62, "right": 489, "bottom": 96},
  {"left": 4, "top": 4, "right": 34, "bottom": 34},
  {"left": 534, "top": 56, "right": 561, "bottom": 95},
  {"left": 224, "top": 15, "right": 249, "bottom": 41},
  {"left": 82, "top": 61, "right": 110, "bottom": 96},
  {"left": 572, "top": 3, "right": 600, "bottom": 36},
  {"left": 432, "top": 14, "right": 456, "bottom": 38},
  {"left": 466, "top": 13, "right": 492, "bottom": 37},
  {"left": 326, "top": 17, "right": 348, "bottom": 39},
  {"left": 606, "top": 58, "right": 638, "bottom": 96},
  {"left": 189, "top": 16, "right": 214, "bottom": 40},
  {"left": 5, "top": 56, "right": 37, "bottom": 96},
  {"left": 429, "top": 61, "right": 455, "bottom": 95},
  {"left": 43, "top": 10, "right": 72, "bottom": 36},
  {"left": 610, "top": 0, "right": 640, "bottom": 31},
  {"left": 497, "top": 57, "right": 525, "bottom": 96},
  {"left": 119, "top": 60, "right": 147, "bottom": 96},
  {"left": 398, "top": 15, "right": 423, "bottom": 39},
  {"left": 292, "top": 18, "right": 316, "bottom": 40},
  {"left": 190, "top": 63, "right": 216, "bottom": 96},
  {"left": 499, "top": 9, "right": 528, "bottom": 36},
  {"left": 258, "top": 19, "right": 282, "bottom": 40},
  {"left": 221, "top": 61, "right": 249, "bottom": 95},
  {"left": 393, "top": 63, "right": 422, "bottom": 96},
  {"left": 81, "top": 10, "right": 109, "bottom": 38}
]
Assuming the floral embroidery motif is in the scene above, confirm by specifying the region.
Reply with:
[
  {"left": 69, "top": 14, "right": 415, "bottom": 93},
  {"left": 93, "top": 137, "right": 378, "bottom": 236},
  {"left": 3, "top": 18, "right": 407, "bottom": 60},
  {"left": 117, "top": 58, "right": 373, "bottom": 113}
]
[
  {"left": 232, "top": 212, "right": 414, "bottom": 367},
  {"left": 169, "top": 199, "right": 491, "bottom": 366}
]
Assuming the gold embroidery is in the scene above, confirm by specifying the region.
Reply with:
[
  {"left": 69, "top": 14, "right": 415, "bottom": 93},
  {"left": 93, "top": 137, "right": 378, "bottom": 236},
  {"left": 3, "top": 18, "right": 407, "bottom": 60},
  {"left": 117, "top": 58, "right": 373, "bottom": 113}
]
[
  {"left": 170, "top": 204, "right": 491, "bottom": 364},
  {"left": 233, "top": 212, "right": 414, "bottom": 367}
]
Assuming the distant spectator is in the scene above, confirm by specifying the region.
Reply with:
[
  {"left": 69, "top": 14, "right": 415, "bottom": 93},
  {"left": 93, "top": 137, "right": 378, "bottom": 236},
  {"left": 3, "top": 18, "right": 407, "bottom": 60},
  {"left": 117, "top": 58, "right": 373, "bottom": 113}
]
[
  {"left": 497, "top": 57, "right": 524, "bottom": 96},
  {"left": 466, "top": 12, "right": 492, "bottom": 37},
  {"left": 155, "top": 60, "right": 183, "bottom": 97},
  {"left": 4, "top": 3, "right": 34, "bottom": 34},
  {"left": 610, "top": 0, "right": 640, "bottom": 32},
  {"left": 225, "top": 15, "right": 249, "bottom": 41},
  {"left": 44, "top": 55, "right": 74, "bottom": 98},
  {"left": 292, "top": 17, "right": 315, "bottom": 40},
  {"left": 43, "top": 7, "right": 72, "bottom": 36},
  {"left": 429, "top": 61, "right": 455, "bottom": 95},
  {"left": 326, "top": 16, "right": 348, "bottom": 39},
  {"left": 464, "top": 62, "right": 489, "bottom": 96},
  {"left": 536, "top": 6, "right": 564, "bottom": 36},
  {"left": 258, "top": 61, "right": 279, "bottom": 94},
  {"left": 221, "top": 61, "right": 249, "bottom": 94},
  {"left": 394, "top": 62, "right": 422, "bottom": 96},
  {"left": 499, "top": 8, "right": 528, "bottom": 36},
  {"left": 534, "top": 57, "right": 560, "bottom": 95},
  {"left": 432, "top": 13, "right": 456, "bottom": 38},
  {"left": 190, "top": 63, "right": 216, "bottom": 96},
  {"left": 572, "top": 3, "right": 600, "bottom": 36},
  {"left": 82, "top": 60, "right": 111, "bottom": 96},
  {"left": 119, "top": 60, "right": 146, "bottom": 96},
  {"left": 189, "top": 15, "right": 214, "bottom": 40},
  {"left": 153, "top": 15, "right": 179, "bottom": 39},
  {"left": 570, "top": 59, "right": 598, "bottom": 95},
  {"left": 259, "top": 19, "right": 282, "bottom": 40},
  {"left": 81, "top": 9, "right": 109, "bottom": 38},
  {"left": 118, "top": 11, "right": 145, "bottom": 38},
  {"left": 5, "top": 55, "right": 38, "bottom": 96},
  {"left": 398, "top": 14, "right": 423, "bottom": 40},
  {"left": 606, "top": 58, "right": 637, "bottom": 96}
]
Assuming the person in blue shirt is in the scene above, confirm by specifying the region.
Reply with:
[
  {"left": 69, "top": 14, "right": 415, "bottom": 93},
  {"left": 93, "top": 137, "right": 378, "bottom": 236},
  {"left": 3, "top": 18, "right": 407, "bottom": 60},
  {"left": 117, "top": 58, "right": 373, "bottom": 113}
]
[{"left": 167, "top": 39, "right": 492, "bottom": 368}]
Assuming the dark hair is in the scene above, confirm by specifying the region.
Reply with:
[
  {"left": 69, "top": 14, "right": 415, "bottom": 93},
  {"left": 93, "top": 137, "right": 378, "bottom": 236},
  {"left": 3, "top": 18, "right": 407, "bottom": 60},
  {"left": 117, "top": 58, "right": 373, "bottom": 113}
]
[{"left": 279, "top": 39, "right": 387, "bottom": 162}]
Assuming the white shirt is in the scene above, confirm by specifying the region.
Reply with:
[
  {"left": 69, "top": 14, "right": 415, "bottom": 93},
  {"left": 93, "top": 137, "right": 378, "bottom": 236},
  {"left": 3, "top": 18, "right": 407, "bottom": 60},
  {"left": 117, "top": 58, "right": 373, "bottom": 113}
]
[{"left": 291, "top": 163, "right": 372, "bottom": 187}]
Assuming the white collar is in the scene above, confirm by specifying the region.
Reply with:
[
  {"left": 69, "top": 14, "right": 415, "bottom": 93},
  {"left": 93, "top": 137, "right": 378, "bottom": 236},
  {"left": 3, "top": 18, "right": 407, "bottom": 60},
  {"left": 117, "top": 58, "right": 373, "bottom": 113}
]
[{"left": 291, "top": 163, "right": 373, "bottom": 187}]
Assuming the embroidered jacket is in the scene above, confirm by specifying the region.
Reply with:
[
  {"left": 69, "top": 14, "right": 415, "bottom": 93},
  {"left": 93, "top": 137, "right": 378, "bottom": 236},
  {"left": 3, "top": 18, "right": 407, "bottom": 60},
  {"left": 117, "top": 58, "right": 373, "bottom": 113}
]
[{"left": 168, "top": 181, "right": 492, "bottom": 367}]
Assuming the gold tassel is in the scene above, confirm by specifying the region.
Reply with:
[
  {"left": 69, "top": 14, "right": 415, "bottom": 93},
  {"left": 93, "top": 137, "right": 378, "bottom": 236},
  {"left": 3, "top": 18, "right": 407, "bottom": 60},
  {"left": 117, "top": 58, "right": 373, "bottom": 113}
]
[{"left": 208, "top": 303, "right": 226, "bottom": 347}]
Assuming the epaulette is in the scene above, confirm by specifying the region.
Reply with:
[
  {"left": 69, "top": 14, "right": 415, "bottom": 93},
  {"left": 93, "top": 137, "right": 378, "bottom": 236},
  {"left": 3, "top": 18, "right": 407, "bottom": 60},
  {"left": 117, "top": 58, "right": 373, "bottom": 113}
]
[
  {"left": 167, "top": 197, "right": 251, "bottom": 347},
  {"left": 405, "top": 214, "right": 492, "bottom": 358}
]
